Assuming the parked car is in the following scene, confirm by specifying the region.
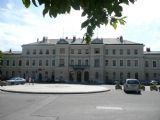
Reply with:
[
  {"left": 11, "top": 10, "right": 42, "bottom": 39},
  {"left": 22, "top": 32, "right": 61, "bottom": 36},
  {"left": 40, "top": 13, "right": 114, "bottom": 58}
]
[
  {"left": 150, "top": 80, "right": 158, "bottom": 85},
  {"left": 140, "top": 80, "right": 150, "bottom": 86},
  {"left": 6, "top": 77, "right": 26, "bottom": 85},
  {"left": 123, "top": 79, "right": 141, "bottom": 94}
]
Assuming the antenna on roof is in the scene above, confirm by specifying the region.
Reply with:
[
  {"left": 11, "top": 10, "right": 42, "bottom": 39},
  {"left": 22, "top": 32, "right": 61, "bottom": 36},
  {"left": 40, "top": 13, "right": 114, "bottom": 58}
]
[
  {"left": 62, "top": 27, "right": 64, "bottom": 39},
  {"left": 96, "top": 27, "right": 99, "bottom": 38}
]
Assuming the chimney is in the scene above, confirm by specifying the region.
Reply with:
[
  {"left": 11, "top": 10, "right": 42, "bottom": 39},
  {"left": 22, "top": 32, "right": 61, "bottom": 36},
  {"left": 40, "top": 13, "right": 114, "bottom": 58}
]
[
  {"left": 72, "top": 36, "right": 76, "bottom": 43},
  {"left": 119, "top": 36, "right": 123, "bottom": 43},
  {"left": 146, "top": 48, "right": 151, "bottom": 52}
]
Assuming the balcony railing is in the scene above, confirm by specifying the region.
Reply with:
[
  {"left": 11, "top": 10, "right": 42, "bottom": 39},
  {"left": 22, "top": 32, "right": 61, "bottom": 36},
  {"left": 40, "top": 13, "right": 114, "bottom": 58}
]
[{"left": 70, "top": 64, "right": 89, "bottom": 70}]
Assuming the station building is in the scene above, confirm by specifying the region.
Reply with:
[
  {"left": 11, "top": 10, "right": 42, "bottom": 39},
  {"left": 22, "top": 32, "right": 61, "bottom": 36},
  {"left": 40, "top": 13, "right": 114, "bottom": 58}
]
[{"left": 0, "top": 36, "right": 160, "bottom": 84}]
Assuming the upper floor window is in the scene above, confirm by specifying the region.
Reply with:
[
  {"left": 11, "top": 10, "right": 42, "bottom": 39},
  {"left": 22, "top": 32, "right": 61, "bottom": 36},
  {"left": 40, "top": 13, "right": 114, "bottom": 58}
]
[
  {"left": 112, "top": 60, "right": 116, "bottom": 66},
  {"left": 127, "top": 49, "right": 130, "bottom": 55},
  {"left": 19, "top": 60, "right": 22, "bottom": 66},
  {"left": 85, "top": 59, "right": 89, "bottom": 66},
  {"left": 52, "top": 60, "right": 55, "bottom": 66},
  {"left": 105, "top": 49, "right": 108, "bottom": 55},
  {"left": 153, "top": 73, "right": 157, "bottom": 78},
  {"left": 6, "top": 60, "right": 9, "bottom": 66},
  {"left": 94, "top": 48, "right": 100, "bottom": 54},
  {"left": 134, "top": 49, "right": 138, "bottom": 55},
  {"left": 85, "top": 49, "right": 89, "bottom": 54},
  {"left": 134, "top": 60, "right": 138, "bottom": 67},
  {"left": 145, "top": 61, "right": 149, "bottom": 67},
  {"left": 70, "top": 59, "right": 74, "bottom": 65},
  {"left": 94, "top": 59, "right": 100, "bottom": 67},
  {"left": 46, "top": 60, "right": 49, "bottom": 66},
  {"left": 53, "top": 49, "right": 56, "bottom": 54},
  {"left": 26, "top": 50, "right": 30, "bottom": 55},
  {"left": 12, "top": 60, "right": 15, "bottom": 66},
  {"left": 127, "top": 60, "right": 131, "bottom": 66},
  {"left": 39, "top": 60, "right": 42, "bottom": 66},
  {"left": 113, "top": 72, "right": 116, "bottom": 80},
  {"left": 153, "top": 61, "right": 157, "bottom": 67},
  {"left": 59, "top": 59, "right": 64, "bottom": 67},
  {"left": 112, "top": 49, "right": 116, "bottom": 55},
  {"left": 32, "top": 60, "right": 35, "bottom": 66},
  {"left": 78, "top": 59, "right": 81, "bottom": 65},
  {"left": 120, "top": 60, "right": 123, "bottom": 66},
  {"left": 120, "top": 49, "right": 123, "bottom": 55},
  {"left": 39, "top": 49, "right": 43, "bottom": 54},
  {"left": 26, "top": 60, "right": 29, "bottom": 66},
  {"left": 78, "top": 49, "right": 81, "bottom": 54},
  {"left": 127, "top": 72, "right": 131, "bottom": 78},
  {"left": 60, "top": 48, "right": 65, "bottom": 54},
  {"left": 33, "top": 49, "right": 36, "bottom": 55},
  {"left": 71, "top": 49, "right": 74, "bottom": 54},
  {"left": 46, "top": 49, "right": 49, "bottom": 54},
  {"left": 105, "top": 60, "right": 109, "bottom": 66}
]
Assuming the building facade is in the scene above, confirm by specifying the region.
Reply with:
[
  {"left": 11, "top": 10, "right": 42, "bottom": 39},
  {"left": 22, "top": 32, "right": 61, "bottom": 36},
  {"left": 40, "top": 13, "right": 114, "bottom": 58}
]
[{"left": 0, "top": 37, "right": 160, "bottom": 84}]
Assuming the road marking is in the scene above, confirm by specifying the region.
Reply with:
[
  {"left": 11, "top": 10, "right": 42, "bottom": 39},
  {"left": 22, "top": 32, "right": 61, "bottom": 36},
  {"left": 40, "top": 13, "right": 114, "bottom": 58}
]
[{"left": 96, "top": 106, "right": 123, "bottom": 110}]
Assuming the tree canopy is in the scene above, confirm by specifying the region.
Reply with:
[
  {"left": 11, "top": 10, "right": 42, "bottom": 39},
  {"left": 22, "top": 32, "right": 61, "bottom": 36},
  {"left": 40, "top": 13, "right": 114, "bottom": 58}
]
[{"left": 22, "top": 0, "right": 136, "bottom": 43}]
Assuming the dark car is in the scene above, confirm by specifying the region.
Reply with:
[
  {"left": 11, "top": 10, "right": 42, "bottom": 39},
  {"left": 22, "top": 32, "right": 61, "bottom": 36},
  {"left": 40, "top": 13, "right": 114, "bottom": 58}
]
[{"left": 6, "top": 77, "right": 26, "bottom": 85}]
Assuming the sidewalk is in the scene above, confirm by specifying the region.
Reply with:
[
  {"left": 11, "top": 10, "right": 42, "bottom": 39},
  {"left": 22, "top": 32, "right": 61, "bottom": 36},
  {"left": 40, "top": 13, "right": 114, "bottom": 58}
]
[{"left": 0, "top": 83, "right": 110, "bottom": 94}]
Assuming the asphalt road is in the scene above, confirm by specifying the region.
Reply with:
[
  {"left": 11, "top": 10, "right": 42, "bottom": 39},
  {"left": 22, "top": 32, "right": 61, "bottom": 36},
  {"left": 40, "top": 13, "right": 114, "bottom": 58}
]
[{"left": 0, "top": 89, "right": 160, "bottom": 120}]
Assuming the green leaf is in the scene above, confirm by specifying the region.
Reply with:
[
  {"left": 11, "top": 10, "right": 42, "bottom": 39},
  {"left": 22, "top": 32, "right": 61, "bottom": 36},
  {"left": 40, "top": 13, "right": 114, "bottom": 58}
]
[
  {"left": 71, "top": 0, "right": 80, "bottom": 10},
  {"left": 43, "top": 8, "right": 49, "bottom": 17},
  {"left": 22, "top": 0, "right": 30, "bottom": 8},
  {"left": 81, "top": 20, "right": 90, "bottom": 28},
  {"left": 32, "top": 0, "right": 38, "bottom": 7}
]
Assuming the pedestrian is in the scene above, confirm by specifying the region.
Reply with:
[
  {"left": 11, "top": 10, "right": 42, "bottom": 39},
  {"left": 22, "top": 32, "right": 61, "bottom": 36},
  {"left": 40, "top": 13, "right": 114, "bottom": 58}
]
[
  {"left": 32, "top": 78, "right": 34, "bottom": 85},
  {"left": 29, "top": 77, "right": 31, "bottom": 85}
]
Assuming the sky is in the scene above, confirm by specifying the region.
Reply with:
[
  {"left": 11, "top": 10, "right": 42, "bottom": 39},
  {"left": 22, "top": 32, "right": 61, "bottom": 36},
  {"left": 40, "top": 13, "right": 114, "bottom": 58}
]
[{"left": 0, "top": 0, "right": 160, "bottom": 51}]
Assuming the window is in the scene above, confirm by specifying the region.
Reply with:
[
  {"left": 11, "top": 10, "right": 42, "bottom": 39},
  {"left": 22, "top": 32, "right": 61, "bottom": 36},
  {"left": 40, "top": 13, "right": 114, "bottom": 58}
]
[
  {"left": 52, "top": 60, "right": 55, "bottom": 66},
  {"left": 135, "top": 72, "right": 138, "bottom": 79},
  {"left": 78, "top": 49, "right": 81, "bottom": 54},
  {"left": 120, "top": 60, "right": 123, "bottom": 66},
  {"left": 53, "top": 49, "right": 55, "bottom": 54},
  {"left": 70, "top": 60, "right": 74, "bottom": 65},
  {"left": 19, "top": 60, "right": 22, "bottom": 66},
  {"left": 120, "top": 72, "right": 123, "bottom": 80},
  {"left": 6, "top": 60, "right": 9, "bottom": 66},
  {"left": 94, "top": 48, "right": 100, "bottom": 54},
  {"left": 60, "top": 48, "right": 65, "bottom": 54},
  {"left": 112, "top": 60, "right": 116, "bottom": 66},
  {"left": 33, "top": 49, "right": 36, "bottom": 55},
  {"left": 0, "top": 60, "right": 3, "bottom": 66},
  {"left": 46, "top": 60, "right": 49, "bottom": 66},
  {"left": 26, "top": 50, "right": 30, "bottom": 55},
  {"left": 134, "top": 49, "right": 138, "bottom": 55},
  {"left": 95, "top": 72, "right": 99, "bottom": 79},
  {"left": 32, "top": 60, "right": 35, "bottom": 66},
  {"left": 105, "top": 60, "right": 109, "bottom": 66},
  {"left": 120, "top": 49, "right": 123, "bottom": 55},
  {"left": 134, "top": 60, "right": 138, "bottom": 67},
  {"left": 127, "top": 60, "right": 131, "bottom": 67},
  {"left": 71, "top": 49, "right": 74, "bottom": 54},
  {"left": 145, "top": 73, "right": 149, "bottom": 80},
  {"left": 26, "top": 60, "right": 29, "bottom": 66},
  {"left": 153, "top": 61, "right": 157, "bottom": 67},
  {"left": 127, "top": 72, "right": 131, "bottom": 78},
  {"left": 85, "top": 49, "right": 89, "bottom": 54},
  {"left": 127, "top": 49, "right": 130, "bottom": 55},
  {"left": 145, "top": 61, "right": 149, "bottom": 67},
  {"left": 39, "top": 49, "right": 43, "bottom": 54},
  {"left": 94, "top": 59, "right": 100, "bottom": 67},
  {"left": 78, "top": 60, "right": 81, "bottom": 65},
  {"left": 85, "top": 59, "right": 89, "bottom": 66},
  {"left": 112, "top": 49, "right": 116, "bottom": 55},
  {"left": 59, "top": 59, "right": 64, "bottom": 67},
  {"left": 12, "top": 60, "right": 15, "bottom": 66},
  {"left": 113, "top": 72, "right": 116, "bottom": 80},
  {"left": 153, "top": 73, "right": 157, "bottom": 78},
  {"left": 39, "top": 60, "right": 42, "bottom": 66},
  {"left": 105, "top": 49, "right": 108, "bottom": 55},
  {"left": 46, "top": 49, "right": 49, "bottom": 54}
]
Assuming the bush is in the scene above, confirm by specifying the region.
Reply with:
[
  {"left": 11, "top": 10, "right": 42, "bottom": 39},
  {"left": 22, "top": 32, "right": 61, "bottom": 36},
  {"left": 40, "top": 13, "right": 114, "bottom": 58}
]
[
  {"left": 140, "top": 85, "right": 145, "bottom": 91},
  {"left": 115, "top": 84, "right": 122, "bottom": 90},
  {"left": 150, "top": 85, "right": 158, "bottom": 91}
]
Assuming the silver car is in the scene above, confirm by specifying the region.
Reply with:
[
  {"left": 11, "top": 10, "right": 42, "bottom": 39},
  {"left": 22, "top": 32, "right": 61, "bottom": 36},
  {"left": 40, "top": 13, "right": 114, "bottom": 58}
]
[
  {"left": 7, "top": 77, "right": 26, "bottom": 85},
  {"left": 123, "top": 79, "right": 141, "bottom": 94}
]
